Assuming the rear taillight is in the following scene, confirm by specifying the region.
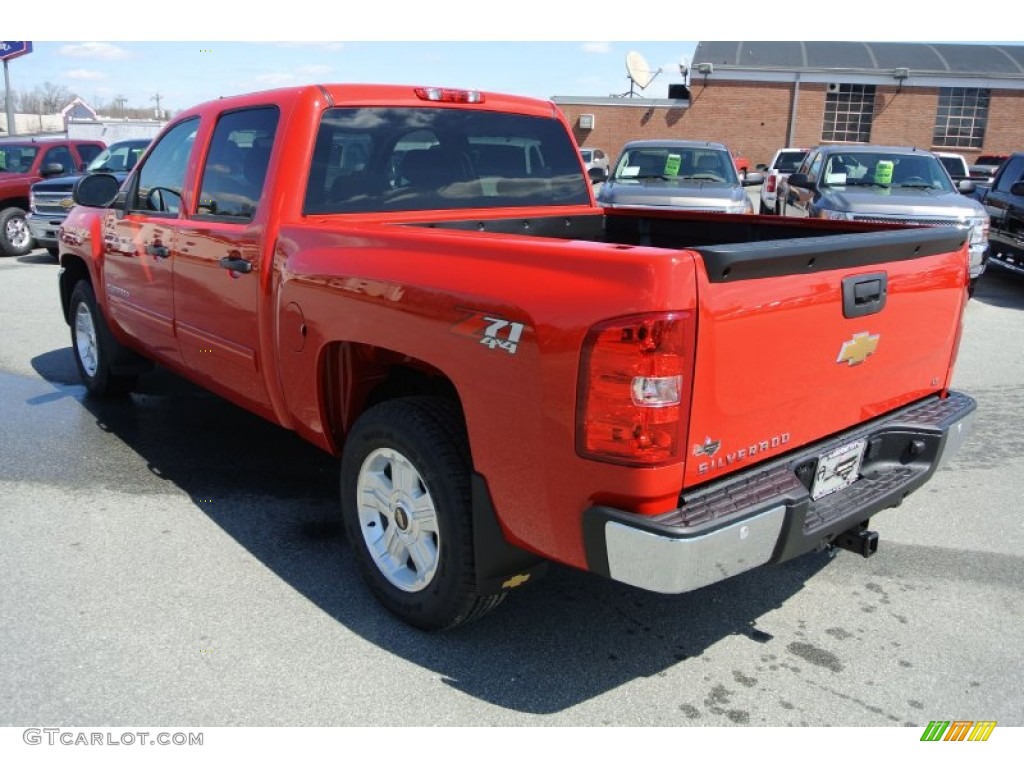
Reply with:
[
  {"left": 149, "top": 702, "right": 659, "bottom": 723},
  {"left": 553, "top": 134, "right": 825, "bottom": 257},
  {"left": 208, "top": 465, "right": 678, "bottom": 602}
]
[
  {"left": 577, "top": 312, "right": 695, "bottom": 466},
  {"left": 766, "top": 175, "right": 777, "bottom": 193}
]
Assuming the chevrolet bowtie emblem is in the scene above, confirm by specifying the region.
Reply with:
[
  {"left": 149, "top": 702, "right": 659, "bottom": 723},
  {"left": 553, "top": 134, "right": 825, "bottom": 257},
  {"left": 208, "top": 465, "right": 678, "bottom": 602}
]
[
  {"left": 837, "top": 332, "right": 880, "bottom": 366},
  {"left": 59, "top": 197, "right": 75, "bottom": 209}
]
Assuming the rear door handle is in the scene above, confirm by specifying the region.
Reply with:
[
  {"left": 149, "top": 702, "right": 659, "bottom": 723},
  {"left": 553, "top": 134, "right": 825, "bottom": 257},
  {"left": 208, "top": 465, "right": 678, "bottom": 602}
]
[
  {"left": 842, "top": 272, "right": 888, "bottom": 318},
  {"left": 219, "top": 256, "right": 252, "bottom": 274}
]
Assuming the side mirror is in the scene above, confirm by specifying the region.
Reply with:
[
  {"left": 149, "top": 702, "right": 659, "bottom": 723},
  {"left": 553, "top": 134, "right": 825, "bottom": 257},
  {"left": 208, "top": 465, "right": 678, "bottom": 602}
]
[
  {"left": 73, "top": 173, "right": 121, "bottom": 208},
  {"left": 787, "top": 173, "right": 810, "bottom": 189},
  {"left": 957, "top": 179, "right": 977, "bottom": 195},
  {"left": 1010, "top": 181, "right": 1024, "bottom": 197},
  {"left": 742, "top": 171, "right": 765, "bottom": 187},
  {"left": 40, "top": 162, "right": 65, "bottom": 178},
  {"left": 588, "top": 167, "right": 608, "bottom": 184},
  {"left": 755, "top": 163, "right": 768, "bottom": 172}
]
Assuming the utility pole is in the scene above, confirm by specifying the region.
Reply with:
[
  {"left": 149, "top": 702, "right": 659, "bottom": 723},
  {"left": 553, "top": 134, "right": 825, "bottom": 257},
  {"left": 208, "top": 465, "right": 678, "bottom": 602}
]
[
  {"left": 151, "top": 92, "right": 163, "bottom": 119},
  {"left": 114, "top": 94, "right": 126, "bottom": 118}
]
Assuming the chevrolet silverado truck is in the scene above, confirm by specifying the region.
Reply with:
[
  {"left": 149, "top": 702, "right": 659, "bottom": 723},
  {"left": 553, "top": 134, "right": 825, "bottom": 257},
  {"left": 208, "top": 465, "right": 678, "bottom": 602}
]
[
  {"left": 28, "top": 138, "right": 151, "bottom": 257},
  {"left": 59, "top": 84, "right": 976, "bottom": 630},
  {"left": 782, "top": 145, "right": 989, "bottom": 290},
  {"left": 0, "top": 138, "right": 105, "bottom": 256}
]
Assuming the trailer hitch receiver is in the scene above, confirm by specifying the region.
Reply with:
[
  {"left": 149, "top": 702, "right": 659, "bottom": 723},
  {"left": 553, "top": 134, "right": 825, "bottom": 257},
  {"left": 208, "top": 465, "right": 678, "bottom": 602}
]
[{"left": 833, "top": 522, "right": 879, "bottom": 558}]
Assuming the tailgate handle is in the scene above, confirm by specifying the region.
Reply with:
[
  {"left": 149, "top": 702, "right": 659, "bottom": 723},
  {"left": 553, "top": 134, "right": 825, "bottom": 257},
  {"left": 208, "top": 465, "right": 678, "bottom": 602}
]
[{"left": 842, "top": 272, "right": 888, "bottom": 318}]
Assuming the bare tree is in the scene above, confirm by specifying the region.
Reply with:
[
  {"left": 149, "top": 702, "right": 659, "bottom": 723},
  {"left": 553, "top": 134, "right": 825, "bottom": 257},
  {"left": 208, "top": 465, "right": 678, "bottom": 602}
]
[{"left": 16, "top": 82, "right": 75, "bottom": 114}]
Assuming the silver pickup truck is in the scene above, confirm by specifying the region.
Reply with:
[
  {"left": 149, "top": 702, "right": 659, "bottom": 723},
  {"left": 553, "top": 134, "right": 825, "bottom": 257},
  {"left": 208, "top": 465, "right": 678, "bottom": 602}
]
[{"left": 781, "top": 145, "right": 989, "bottom": 287}]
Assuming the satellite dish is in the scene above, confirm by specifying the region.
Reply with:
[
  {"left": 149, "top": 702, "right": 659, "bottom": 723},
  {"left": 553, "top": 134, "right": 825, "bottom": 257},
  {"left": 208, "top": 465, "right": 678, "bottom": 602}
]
[{"left": 625, "top": 51, "right": 661, "bottom": 96}]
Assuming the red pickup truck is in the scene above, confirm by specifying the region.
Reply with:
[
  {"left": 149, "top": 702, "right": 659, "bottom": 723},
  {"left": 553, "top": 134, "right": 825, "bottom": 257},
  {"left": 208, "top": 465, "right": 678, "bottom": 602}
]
[
  {"left": 0, "top": 138, "right": 105, "bottom": 256},
  {"left": 59, "top": 84, "right": 976, "bottom": 630}
]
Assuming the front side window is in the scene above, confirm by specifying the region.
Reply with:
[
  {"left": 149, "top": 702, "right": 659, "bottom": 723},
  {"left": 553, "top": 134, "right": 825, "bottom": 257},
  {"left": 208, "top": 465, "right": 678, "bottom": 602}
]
[
  {"left": 196, "top": 106, "right": 279, "bottom": 220},
  {"left": 822, "top": 84, "right": 876, "bottom": 143},
  {"left": 130, "top": 117, "right": 200, "bottom": 215},
  {"left": 42, "top": 146, "right": 74, "bottom": 174},
  {"left": 304, "top": 107, "right": 590, "bottom": 213},
  {"left": 933, "top": 88, "right": 989, "bottom": 150},
  {"left": 994, "top": 156, "right": 1024, "bottom": 194}
]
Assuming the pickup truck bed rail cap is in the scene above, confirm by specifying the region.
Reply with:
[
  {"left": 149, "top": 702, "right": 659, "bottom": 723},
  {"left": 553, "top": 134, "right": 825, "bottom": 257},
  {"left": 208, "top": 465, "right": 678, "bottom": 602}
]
[{"left": 695, "top": 226, "right": 967, "bottom": 282}]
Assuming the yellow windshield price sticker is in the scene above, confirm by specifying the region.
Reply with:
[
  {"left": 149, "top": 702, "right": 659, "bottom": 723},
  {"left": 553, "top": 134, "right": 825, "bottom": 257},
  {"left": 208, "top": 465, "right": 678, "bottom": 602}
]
[{"left": 664, "top": 154, "right": 682, "bottom": 177}]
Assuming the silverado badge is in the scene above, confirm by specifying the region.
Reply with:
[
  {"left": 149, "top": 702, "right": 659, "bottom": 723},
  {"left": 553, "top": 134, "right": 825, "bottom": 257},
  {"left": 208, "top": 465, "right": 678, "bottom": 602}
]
[{"left": 837, "top": 332, "right": 880, "bottom": 366}]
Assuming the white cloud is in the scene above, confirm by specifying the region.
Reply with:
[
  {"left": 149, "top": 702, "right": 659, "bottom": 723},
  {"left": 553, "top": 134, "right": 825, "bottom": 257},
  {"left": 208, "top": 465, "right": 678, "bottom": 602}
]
[
  {"left": 254, "top": 73, "right": 297, "bottom": 86},
  {"left": 581, "top": 42, "right": 611, "bottom": 54},
  {"left": 65, "top": 69, "right": 107, "bottom": 81},
  {"left": 59, "top": 42, "right": 131, "bottom": 60}
]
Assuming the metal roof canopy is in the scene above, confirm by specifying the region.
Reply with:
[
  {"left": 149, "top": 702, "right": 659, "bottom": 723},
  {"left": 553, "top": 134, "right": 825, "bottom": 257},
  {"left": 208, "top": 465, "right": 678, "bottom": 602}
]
[{"left": 693, "top": 41, "right": 1024, "bottom": 79}]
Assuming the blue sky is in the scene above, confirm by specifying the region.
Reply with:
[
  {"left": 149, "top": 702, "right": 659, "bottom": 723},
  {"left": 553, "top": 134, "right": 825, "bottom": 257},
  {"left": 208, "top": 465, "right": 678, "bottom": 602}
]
[
  {"left": 10, "top": 3, "right": 1019, "bottom": 115},
  {"left": 5, "top": 41, "right": 705, "bottom": 114}
]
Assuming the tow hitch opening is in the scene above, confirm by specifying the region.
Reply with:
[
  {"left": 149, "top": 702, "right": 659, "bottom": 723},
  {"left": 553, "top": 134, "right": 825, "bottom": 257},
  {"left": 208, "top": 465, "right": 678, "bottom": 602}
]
[{"left": 832, "top": 521, "right": 879, "bottom": 558}]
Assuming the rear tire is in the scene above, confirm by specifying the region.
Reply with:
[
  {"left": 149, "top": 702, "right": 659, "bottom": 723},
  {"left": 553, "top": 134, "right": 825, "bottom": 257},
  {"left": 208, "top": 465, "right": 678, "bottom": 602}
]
[
  {"left": 69, "top": 280, "right": 138, "bottom": 396},
  {"left": 340, "top": 397, "right": 504, "bottom": 630}
]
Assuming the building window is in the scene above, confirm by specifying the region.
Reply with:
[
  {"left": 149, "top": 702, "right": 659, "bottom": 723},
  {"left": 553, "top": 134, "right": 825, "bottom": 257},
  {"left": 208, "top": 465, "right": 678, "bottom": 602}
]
[
  {"left": 933, "top": 88, "right": 989, "bottom": 149},
  {"left": 822, "top": 84, "right": 876, "bottom": 143}
]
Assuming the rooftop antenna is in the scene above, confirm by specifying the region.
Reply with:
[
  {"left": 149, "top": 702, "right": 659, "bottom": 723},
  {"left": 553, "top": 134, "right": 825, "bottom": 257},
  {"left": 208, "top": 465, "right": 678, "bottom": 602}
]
[{"left": 625, "top": 51, "right": 661, "bottom": 97}]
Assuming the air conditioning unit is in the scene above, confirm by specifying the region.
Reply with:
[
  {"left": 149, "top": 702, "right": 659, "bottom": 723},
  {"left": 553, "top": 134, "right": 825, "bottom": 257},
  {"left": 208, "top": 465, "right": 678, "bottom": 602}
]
[
  {"left": 827, "top": 82, "right": 842, "bottom": 93},
  {"left": 579, "top": 114, "right": 595, "bottom": 130}
]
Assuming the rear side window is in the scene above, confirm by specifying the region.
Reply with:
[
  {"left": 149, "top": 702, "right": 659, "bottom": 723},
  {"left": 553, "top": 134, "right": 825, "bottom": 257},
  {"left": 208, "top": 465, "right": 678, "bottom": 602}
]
[
  {"left": 77, "top": 144, "right": 104, "bottom": 168},
  {"left": 196, "top": 106, "right": 279, "bottom": 221},
  {"left": 304, "top": 107, "right": 590, "bottom": 213}
]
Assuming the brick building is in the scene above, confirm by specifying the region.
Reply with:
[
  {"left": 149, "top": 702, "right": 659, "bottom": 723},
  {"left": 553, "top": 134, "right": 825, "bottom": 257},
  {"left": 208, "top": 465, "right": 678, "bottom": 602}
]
[{"left": 553, "top": 41, "right": 1024, "bottom": 172}]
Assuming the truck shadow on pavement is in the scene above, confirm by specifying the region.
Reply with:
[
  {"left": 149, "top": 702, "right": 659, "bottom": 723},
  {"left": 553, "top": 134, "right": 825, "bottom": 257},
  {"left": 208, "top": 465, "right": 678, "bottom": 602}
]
[
  {"left": 30, "top": 347, "right": 831, "bottom": 716},
  {"left": 971, "top": 269, "right": 1024, "bottom": 309}
]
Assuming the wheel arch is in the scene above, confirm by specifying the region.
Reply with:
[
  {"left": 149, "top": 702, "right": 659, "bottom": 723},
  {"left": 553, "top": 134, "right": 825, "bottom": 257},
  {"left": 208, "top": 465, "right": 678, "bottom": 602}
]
[
  {"left": 319, "top": 340, "right": 546, "bottom": 596},
  {"left": 58, "top": 254, "right": 93, "bottom": 325}
]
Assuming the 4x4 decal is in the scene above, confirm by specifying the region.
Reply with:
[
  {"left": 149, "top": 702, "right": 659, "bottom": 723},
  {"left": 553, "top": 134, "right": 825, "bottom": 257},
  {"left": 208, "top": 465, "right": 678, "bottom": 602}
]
[{"left": 451, "top": 310, "right": 526, "bottom": 355}]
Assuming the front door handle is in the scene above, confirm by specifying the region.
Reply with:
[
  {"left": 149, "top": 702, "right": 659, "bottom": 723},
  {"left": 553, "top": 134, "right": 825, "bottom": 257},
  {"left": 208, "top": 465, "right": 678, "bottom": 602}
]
[
  {"left": 146, "top": 244, "right": 170, "bottom": 258},
  {"left": 219, "top": 256, "right": 253, "bottom": 274}
]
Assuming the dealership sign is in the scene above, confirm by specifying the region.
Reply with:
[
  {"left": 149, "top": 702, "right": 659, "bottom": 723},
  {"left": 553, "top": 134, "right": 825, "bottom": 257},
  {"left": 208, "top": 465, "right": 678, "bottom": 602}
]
[{"left": 1, "top": 41, "right": 33, "bottom": 62}]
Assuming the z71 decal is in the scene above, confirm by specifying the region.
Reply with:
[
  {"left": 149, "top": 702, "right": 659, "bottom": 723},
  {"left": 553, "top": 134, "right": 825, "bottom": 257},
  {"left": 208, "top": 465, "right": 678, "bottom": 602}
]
[{"left": 452, "top": 310, "right": 526, "bottom": 355}]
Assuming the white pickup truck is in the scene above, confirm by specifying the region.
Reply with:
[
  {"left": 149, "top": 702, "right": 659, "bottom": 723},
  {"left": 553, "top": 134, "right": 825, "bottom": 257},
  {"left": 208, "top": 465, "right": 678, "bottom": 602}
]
[{"left": 760, "top": 147, "right": 809, "bottom": 214}]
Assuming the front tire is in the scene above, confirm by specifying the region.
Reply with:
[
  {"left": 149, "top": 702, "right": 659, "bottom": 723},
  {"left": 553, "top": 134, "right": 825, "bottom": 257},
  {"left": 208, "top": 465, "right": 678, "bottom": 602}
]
[
  {"left": 69, "top": 281, "right": 138, "bottom": 396},
  {"left": 340, "top": 397, "right": 504, "bottom": 630},
  {"left": 0, "top": 207, "right": 33, "bottom": 257}
]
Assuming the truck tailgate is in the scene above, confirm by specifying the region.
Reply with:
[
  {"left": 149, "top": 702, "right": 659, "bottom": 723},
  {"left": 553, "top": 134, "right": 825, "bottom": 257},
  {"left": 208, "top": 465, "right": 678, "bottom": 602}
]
[{"left": 683, "top": 227, "right": 968, "bottom": 487}]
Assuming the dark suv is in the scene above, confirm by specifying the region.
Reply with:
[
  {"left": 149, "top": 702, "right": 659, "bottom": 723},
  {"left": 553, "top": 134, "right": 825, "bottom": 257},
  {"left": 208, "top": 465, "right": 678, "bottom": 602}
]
[
  {"left": 28, "top": 138, "right": 150, "bottom": 257},
  {"left": 979, "top": 152, "right": 1024, "bottom": 278}
]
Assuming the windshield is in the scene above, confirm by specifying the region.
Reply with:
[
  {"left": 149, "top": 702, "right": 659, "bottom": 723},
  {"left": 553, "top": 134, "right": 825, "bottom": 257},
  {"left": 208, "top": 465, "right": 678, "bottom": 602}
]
[
  {"left": 87, "top": 141, "right": 149, "bottom": 173},
  {"left": 819, "top": 152, "right": 955, "bottom": 192},
  {"left": 304, "top": 107, "right": 590, "bottom": 213},
  {"left": 0, "top": 145, "right": 39, "bottom": 174},
  {"left": 612, "top": 147, "right": 738, "bottom": 183}
]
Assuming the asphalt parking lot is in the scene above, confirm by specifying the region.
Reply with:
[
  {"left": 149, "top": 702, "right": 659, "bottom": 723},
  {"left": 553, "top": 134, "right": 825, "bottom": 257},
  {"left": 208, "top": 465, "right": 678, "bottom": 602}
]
[{"left": 1, "top": 242, "right": 1022, "bottom": 729}]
